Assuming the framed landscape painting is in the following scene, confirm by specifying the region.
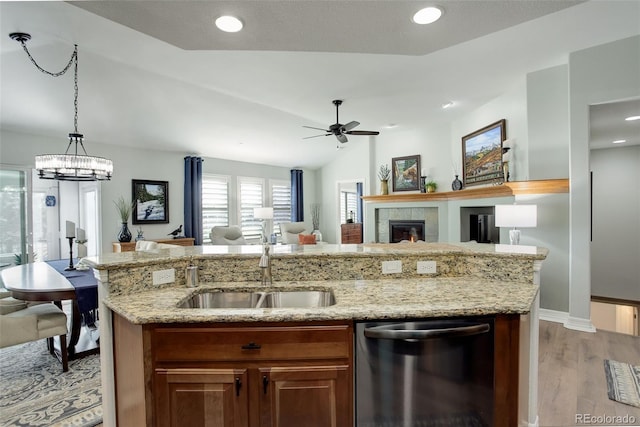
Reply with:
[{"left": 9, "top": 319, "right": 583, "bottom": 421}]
[
  {"left": 462, "top": 119, "right": 506, "bottom": 186},
  {"left": 392, "top": 155, "right": 421, "bottom": 192},
  {"left": 132, "top": 179, "right": 169, "bottom": 224}
]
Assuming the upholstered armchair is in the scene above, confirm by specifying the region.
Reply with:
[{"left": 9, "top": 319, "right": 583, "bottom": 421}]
[
  {"left": 0, "top": 290, "right": 68, "bottom": 371},
  {"left": 210, "top": 226, "right": 247, "bottom": 245},
  {"left": 279, "top": 222, "right": 307, "bottom": 244}
]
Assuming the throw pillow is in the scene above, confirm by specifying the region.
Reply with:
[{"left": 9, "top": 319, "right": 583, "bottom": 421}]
[{"left": 298, "top": 234, "right": 317, "bottom": 245}]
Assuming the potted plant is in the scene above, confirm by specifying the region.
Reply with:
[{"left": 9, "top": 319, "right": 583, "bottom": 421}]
[
  {"left": 378, "top": 164, "right": 391, "bottom": 195},
  {"left": 425, "top": 179, "right": 438, "bottom": 193},
  {"left": 114, "top": 196, "right": 134, "bottom": 242}
]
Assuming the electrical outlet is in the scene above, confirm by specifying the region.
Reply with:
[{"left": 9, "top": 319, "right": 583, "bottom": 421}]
[
  {"left": 152, "top": 268, "right": 175, "bottom": 285},
  {"left": 382, "top": 260, "right": 402, "bottom": 274},
  {"left": 417, "top": 261, "right": 437, "bottom": 274}
]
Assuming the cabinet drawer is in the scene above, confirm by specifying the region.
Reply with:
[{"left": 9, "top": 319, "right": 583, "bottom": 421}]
[{"left": 152, "top": 324, "right": 352, "bottom": 363}]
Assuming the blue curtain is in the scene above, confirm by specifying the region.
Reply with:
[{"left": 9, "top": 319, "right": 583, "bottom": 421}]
[
  {"left": 184, "top": 156, "right": 203, "bottom": 245},
  {"left": 356, "top": 182, "right": 363, "bottom": 223},
  {"left": 291, "top": 169, "right": 304, "bottom": 221}
]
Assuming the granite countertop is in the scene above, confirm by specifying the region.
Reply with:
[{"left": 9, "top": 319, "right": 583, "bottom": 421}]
[
  {"left": 83, "top": 242, "right": 548, "bottom": 269},
  {"left": 104, "top": 277, "right": 539, "bottom": 325}
]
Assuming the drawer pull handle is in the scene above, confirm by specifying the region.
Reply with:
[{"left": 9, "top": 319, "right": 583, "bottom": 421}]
[
  {"left": 235, "top": 377, "right": 242, "bottom": 397},
  {"left": 263, "top": 375, "right": 269, "bottom": 395},
  {"left": 241, "top": 342, "right": 261, "bottom": 350}
]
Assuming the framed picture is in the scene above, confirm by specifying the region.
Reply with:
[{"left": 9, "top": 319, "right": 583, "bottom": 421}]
[
  {"left": 132, "top": 179, "right": 169, "bottom": 224},
  {"left": 462, "top": 119, "right": 506, "bottom": 186},
  {"left": 392, "top": 155, "right": 421, "bottom": 192}
]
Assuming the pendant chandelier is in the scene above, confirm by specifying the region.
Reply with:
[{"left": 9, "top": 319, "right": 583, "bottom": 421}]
[{"left": 10, "top": 32, "right": 113, "bottom": 181}]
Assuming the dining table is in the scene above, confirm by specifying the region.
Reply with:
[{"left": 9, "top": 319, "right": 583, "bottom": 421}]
[{"left": 1, "top": 259, "right": 99, "bottom": 359}]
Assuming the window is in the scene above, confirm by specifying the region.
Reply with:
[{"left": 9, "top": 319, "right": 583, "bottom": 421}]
[
  {"left": 0, "top": 169, "right": 29, "bottom": 266},
  {"left": 340, "top": 191, "right": 357, "bottom": 224},
  {"left": 271, "top": 180, "right": 291, "bottom": 234},
  {"left": 238, "top": 177, "right": 264, "bottom": 242},
  {"left": 202, "top": 174, "right": 229, "bottom": 244}
]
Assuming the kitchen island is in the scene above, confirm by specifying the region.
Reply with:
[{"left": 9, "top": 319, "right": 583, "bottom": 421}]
[{"left": 83, "top": 242, "right": 546, "bottom": 427}]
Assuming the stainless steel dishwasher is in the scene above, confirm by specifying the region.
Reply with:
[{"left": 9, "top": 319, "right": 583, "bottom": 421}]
[{"left": 355, "top": 317, "right": 494, "bottom": 427}]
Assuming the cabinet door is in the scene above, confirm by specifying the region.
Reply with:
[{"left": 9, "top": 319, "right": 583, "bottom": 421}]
[
  {"left": 155, "top": 368, "right": 249, "bottom": 427},
  {"left": 259, "top": 365, "right": 351, "bottom": 427}
]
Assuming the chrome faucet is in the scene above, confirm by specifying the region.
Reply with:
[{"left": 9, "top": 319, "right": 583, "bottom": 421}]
[{"left": 259, "top": 244, "right": 272, "bottom": 286}]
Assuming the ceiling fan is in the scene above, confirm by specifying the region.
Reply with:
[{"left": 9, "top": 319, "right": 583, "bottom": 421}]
[{"left": 303, "top": 100, "right": 380, "bottom": 144}]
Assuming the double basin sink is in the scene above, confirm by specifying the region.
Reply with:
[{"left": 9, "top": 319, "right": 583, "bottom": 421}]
[{"left": 178, "top": 290, "right": 336, "bottom": 309}]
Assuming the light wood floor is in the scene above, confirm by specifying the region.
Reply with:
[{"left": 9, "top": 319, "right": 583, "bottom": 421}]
[{"left": 538, "top": 320, "right": 640, "bottom": 426}]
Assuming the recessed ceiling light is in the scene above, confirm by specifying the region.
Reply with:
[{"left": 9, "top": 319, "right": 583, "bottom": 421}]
[
  {"left": 412, "top": 6, "right": 443, "bottom": 25},
  {"left": 215, "top": 15, "right": 243, "bottom": 32},
  {"left": 384, "top": 124, "right": 398, "bottom": 129},
  {"left": 625, "top": 115, "right": 640, "bottom": 121},
  {"left": 441, "top": 101, "right": 454, "bottom": 109},
  {"left": 612, "top": 139, "right": 626, "bottom": 144}
]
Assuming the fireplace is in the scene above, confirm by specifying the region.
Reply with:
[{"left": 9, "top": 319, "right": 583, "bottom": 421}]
[{"left": 389, "top": 220, "right": 425, "bottom": 243}]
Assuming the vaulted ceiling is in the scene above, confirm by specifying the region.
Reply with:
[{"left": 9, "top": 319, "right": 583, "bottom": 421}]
[{"left": 1, "top": 1, "right": 638, "bottom": 168}]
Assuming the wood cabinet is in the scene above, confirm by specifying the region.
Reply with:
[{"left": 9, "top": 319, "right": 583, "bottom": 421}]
[
  {"left": 113, "top": 315, "right": 353, "bottom": 427},
  {"left": 112, "top": 237, "right": 195, "bottom": 252},
  {"left": 340, "top": 223, "right": 362, "bottom": 244}
]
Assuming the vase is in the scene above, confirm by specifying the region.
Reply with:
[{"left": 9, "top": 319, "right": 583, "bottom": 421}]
[
  {"left": 118, "top": 222, "right": 132, "bottom": 243},
  {"left": 380, "top": 179, "right": 389, "bottom": 195},
  {"left": 426, "top": 185, "right": 436, "bottom": 193},
  {"left": 452, "top": 175, "right": 463, "bottom": 191},
  {"left": 312, "top": 229, "right": 323, "bottom": 242}
]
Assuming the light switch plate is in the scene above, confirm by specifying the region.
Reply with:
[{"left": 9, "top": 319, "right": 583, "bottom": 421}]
[
  {"left": 382, "top": 260, "right": 402, "bottom": 274},
  {"left": 417, "top": 261, "right": 437, "bottom": 274},
  {"left": 153, "top": 268, "right": 175, "bottom": 285}
]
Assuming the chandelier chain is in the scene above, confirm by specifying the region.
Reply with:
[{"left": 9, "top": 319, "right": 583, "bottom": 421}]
[
  {"left": 17, "top": 40, "right": 80, "bottom": 133},
  {"left": 17, "top": 40, "right": 77, "bottom": 78}
]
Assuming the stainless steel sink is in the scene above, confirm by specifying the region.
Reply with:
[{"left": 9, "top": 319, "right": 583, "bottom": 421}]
[
  {"left": 178, "top": 291, "right": 264, "bottom": 309},
  {"left": 262, "top": 291, "right": 336, "bottom": 308},
  {"left": 178, "top": 290, "right": 335, "bottom": 309}
]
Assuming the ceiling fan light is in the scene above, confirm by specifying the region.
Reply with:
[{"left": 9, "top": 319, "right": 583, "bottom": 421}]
[
  {"left": 216, "top": 15, "right": 243, "bottom": 32},
  {"left": 412, "top": 7, "right": 443, "bottom": 25}
]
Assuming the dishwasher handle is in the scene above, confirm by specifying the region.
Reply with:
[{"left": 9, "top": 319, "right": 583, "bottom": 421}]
[{"left": 364, "top": 322, "right": 490, "bottom": 341}]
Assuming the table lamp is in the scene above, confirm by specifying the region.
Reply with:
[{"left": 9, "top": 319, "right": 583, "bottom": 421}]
[
  {"left": 495, "top": 204, "right": 537, "bottom": 245},
  {"left": 254, "top": 207, "right": 274, "bottom": 243}
]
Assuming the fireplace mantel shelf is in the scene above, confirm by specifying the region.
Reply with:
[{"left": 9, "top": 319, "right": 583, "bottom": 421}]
[{"left": 362, "top": 179, "right": 569, "bottom": 203}]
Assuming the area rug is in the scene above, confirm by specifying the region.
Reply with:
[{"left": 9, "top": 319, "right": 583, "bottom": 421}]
[
  {"left": 604, "top": 359, "right": 640, "bottom": 408},
  {"left": 0, "top": 340, "right": 102, "bottom": 427}
]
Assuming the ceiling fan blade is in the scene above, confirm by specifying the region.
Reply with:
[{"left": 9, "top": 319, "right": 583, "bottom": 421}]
[
  {"left": 303, "top": 134, "right": 331, "bottom": 140},
  {"left": 303, "top": 125, "right": 330, "bottom": 132},
  {"left": 342, "top": 121, "right": 360, "bottom": 132},
  {"left": 335, "top": 133, "right": 348, "bottom": 143},
  {"left": 345, "top": 130, "right": 380, "bottom": 136}
]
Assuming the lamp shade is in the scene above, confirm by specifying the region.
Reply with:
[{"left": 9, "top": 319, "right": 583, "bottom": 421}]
[
  {"left": 254, "top": 207, "right": 274, "bottom": 220},
  {"left": 495, "top": 204, "right": 537, "bottom": 228}
]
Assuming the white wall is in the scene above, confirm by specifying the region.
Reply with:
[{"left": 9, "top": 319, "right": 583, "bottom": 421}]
[
  {"left": 527, "top": 65, "right": 570, "bottom": 179},
  {"left": 591, "top": 145, "right": 640, "bottom": 302},
  {"left": 452, "top": 78, "right": 529, "bottom": 182},
  {"left": 319, "top": 138, "right": 371, "bottom": 243},
  {"left": 375, "top": 124, "right": 452, "bottom": 191},
  {"left": 568, "top": 35, "right": 640, "bottom": 329}
]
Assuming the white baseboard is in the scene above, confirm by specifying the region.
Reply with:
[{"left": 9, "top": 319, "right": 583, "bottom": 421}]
[
  {"left": 539, "top": 308, "right": 569, "bottom": 324},
  {"left": 564, "top": 316, "right": 596, "bottom": 333},
  {"left": 539, "top": 309, "right": 596, "bottom": 333}
]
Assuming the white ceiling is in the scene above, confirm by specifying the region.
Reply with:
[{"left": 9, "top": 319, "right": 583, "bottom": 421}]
[{"left": 1, "top": 1, "right": 639, "bottom": 169}]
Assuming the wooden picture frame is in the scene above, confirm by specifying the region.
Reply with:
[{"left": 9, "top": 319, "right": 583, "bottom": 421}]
[
  {"left": 392, "top": 155, "right": 421, "bottom": 192},
  {"left": 462, "top": 119, "right": 506, "bottom": 186},
  {"left": 132, "top": 179, "right": 169, "bottom": 224}
]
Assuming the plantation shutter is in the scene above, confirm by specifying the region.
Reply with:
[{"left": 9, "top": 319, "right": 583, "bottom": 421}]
[
  {"left": 239, "top": 177, "right": 264, "bottom": 242},
  {"left": 201, "top": 174, "right": 229, "bottom": 244}
]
